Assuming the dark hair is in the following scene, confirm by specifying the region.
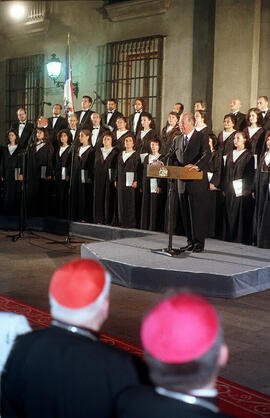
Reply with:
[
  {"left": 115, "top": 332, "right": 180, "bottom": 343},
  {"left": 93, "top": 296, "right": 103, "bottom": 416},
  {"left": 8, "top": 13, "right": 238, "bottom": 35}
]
[
  {"left": 224, "top": 113, "right": 236, "bottom": 127},
  {"left": 7, "top": 129, "right": 19, "bottom": 145},
  {"left": 124, "top": 134, "right": 136, "bottom": 148},
  {"left": 174, "top": 103, "right": 184, "bottom": 112},
  {"left": 145, "top": 327, "right": 223, "bottom": 393},
  {"left": 234, "top": 130, "right": 251, "bottom": 151},
  {"left": 208, "top": 133, "right": 218, "bottom": 150},
  {"left": 258, "top": 95, "right": 269, "bottom": 103},
  {"left": 57, "top": 129, "right": 72, "bottom": 145},
  {"left": 265, "top": 130, "right": 270, "bottom": 141},
  {"left": 108, "top": 98, "right": 117, "bottom": 105},
  {"left": 194, "top": 100, "right": 207, "bottom": 111},
  {"left": 54, "top": 103, "right": 62, "bottom": 110},
  {"left": 169, "top": 111, "right": 180, "bottom": 121},
  {"left": 36, "top": 128, "right": 54, "bottom": 151},
  {"left": 102, "top": 131, "right": 113, "bottom": 141},
  {"left": 83, "top": 95, "right": 93, "bottom": 103},
  {"left": 141, "top": 112, "right": 155, "bottom": 130},
  {"left": 116, "top": 116, "right": 127, "bottom": 125},
  {"left": 133, "top": 97, "right": 145, "bottom": 107},
  {"left": 195, "top": 109, "right": 208, "bottom": 124},
  {"left": 246, "top": 107, "right": 263, "bottom": 127},
  {"left": 150, "top": 138, "right": 161, "bottom": 151},
  {"left": 80, "top": 129, "right": 92, "bottom": 144}
]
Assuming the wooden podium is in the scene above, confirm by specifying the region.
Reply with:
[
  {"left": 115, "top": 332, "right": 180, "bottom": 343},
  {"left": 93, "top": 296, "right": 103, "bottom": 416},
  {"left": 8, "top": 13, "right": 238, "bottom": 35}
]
[{"left": 147, "top": 165, "right": 203, "bottom": 257}]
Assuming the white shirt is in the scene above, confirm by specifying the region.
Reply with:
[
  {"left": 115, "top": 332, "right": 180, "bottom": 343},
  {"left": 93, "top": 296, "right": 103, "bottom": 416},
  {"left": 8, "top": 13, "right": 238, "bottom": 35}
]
[
  {"left": 36, "top": 142, "right": 46, "bottom": 152},
  {"left": 59, "top": 145, "right": 69, "bottom": 157},
  {"left": 195, "top": 125, "right": 206, "bottom": 132},
  {"left": 79, "top": 110, "right": 89, "bottom": 123},
  {"left": 52, "top": 116, "right": 59, "bottom": 128},
  {"left": 262, "top": 109, "right": 269, "bottom": 118},
  {"left": 122, "top": 150, "right": 135, "bottom": 162},
  {"left": 107, "top": 110, "right": 115, "bottom": 124},
  {"left": 248, "top": 127, "right": 260, "bottom": 137},
  {"left": 149, "top": 154, "right": 160, "bottom": 163},
  {"left": 91, "top": 126, "right": 100, "bottom": 147},
  {"left": 8, "top": 144, "right": 18, "bottom": 155},
  {"left": 70, "top": 129, "right": 77, "bottom": 140},
  {"left": 133, "top": 110, "right": 142, "bottom": 133},
  {"left": 185, "top": 128, "right": 195, "bottom": 142},
  {"left": 141, "top": 129, "right": 151, "bottom": 139},
  {"left": 166, "top": 125, "right": 173, "bottom": 133},
  {"left": 223, "top": 130, "right": 235, "bottom": 142},
  {"left": 79, "top": 145, "right": 90, "bottom": 157},
  {"left": 264, "top": 152, "right": 270, "bottom": 166},
  {"left": 101, "top": 147, "right": 113, "bottom": 160},
  {"left": 116, "top": 129, "right": 128, "bottom": 140},
  {"left": 18, "top": 121, "right": 26, "bottom": 138},
  {"left": 233, "top": 149, "right": 246, "bottom": 162}
]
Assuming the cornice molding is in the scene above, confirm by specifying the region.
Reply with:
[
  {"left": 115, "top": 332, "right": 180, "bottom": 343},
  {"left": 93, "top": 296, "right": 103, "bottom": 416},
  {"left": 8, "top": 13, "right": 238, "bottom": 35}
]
[{"left": 104, "top": 0, "right": 171, "bottom": 22}]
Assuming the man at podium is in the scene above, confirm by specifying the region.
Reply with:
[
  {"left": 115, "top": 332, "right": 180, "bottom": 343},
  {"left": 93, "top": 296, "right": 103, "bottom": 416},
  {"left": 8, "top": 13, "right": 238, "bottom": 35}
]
[{"left": 169, "top": 113, "right": 211, "bottom": 252}]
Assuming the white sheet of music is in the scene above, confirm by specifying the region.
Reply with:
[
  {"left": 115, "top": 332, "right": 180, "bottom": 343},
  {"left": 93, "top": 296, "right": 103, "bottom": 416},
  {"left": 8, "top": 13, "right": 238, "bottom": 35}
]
[
  {"left": 232, "top": 179, "right": 243, "bottom": 197},
  {"left": 140, "top": 153, "right": 148, "bottom": 164},
  {"left": 126, "top": 172, "right": 134, "bottom": 186},
  {"left": 207, "top": 172, "right": 213, "bottom": 182},
  {"left": 61, "top": 167, "right": 67, "bottom": 180},
  {"left": 81, "top": 169, "right": 88, "bottom": 184},
  {"left": 150, "top": 178, "right": 158, "bottom": 193}
]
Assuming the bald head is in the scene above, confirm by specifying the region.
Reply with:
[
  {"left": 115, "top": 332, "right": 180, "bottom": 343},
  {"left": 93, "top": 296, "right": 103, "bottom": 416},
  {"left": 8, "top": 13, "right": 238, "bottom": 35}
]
[
  {"left": 179, "top": 113, "right": 195, "bottom": 135},
  {"left": 230, "top": 98, "right": 242, "bottom": 113}
]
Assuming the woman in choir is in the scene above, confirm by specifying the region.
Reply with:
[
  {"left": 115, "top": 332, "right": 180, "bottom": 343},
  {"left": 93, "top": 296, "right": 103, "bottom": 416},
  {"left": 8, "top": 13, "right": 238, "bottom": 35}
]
[
  {"left": 71, "top": 129, "right": 95, "bottom": 222},
  {"left": 206, "top": 134, "right": 223, "bottom": 238},
  {"left": 0, "top": 129, "right": 22, "bottom": 215},
  {"left": 195, "top": 110, "right": 209, "bottom": 134},
  {"left": 218, "top": 114, "right": 237, "bottom": 156},
  {"left": 54, "top": 129, "right": 72, "bottom": 219},
  {"left": 115, "top": 134, "right": 139, "bottom": 228},
  {"left": 26, "top": 127, "right": 53, "bottom": 216},
  {"left": 136, "top": 112, "right": 157, "bottom": 164},
  {"left": 160, "top": 112, "right": 180, "bottom": 156},
  {"left": 113, "top": 116, "right": 131, "bottom": 151},
  {"left": 140, "top": 138, "right": 165, "bottom": 231},
  {"left": 253, "top": 132, "right": 270, "bottom": 248},
  {"left": 93, "top": 132, "right": 118, "bottom": 225},
  {"left": 222, "top": 131, "right": 255, "bottom": 244},
  {"left": 244, "top": 107, "right": 265, "bottom": 169}
]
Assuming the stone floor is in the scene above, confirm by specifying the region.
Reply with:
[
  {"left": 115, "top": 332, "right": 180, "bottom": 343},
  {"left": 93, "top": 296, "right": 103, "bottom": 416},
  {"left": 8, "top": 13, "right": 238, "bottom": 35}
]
[{"left": 0, "top": 229, "right": 270, "bottom": 396}]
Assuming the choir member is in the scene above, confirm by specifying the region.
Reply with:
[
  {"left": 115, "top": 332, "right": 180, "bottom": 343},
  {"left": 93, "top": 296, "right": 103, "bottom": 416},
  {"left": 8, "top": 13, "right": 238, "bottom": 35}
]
[
  {"left": 218, "top": 114, "right": 236, "bottom": 156},
  {"left": 140, "top": 138, "right": 164, "bottom": 231},
  {"left": 37, "top": 116, "right": 54, "bottom": 147},
  {"left": 0, "top": 130, "right": 22, "bottom": 215},
  {"left": 244, "top": 107, "right": 265, "bottom": 169},
  {"left": 129, "top": 98, "right": 145, "bottom": 137},
  {"left": 71, "top": 129, "right": 95, "bottom": 222},
  {"left": 173, "top": 102, "right": 184, "bottom": 118},
  {"left": 195, "top": 110, "right": 209, "bottom": 134},
  {"left": 194, "top": 100, "right": 207, "bottom": 112},
  {"left": 90, "top": 112, "right": 105, "bottom": 150},
  {"left": 229, "top": 98, "right": 247, "bottom": 130},
  {"left": 113, "top": 116, "right": 132, "bottom": 151},
  {"left": 68, "top": 114, "right": 80, "bottom": 147},
  {"left": 115, "top": 135, "right": 139, "bottom": 228},
  {"left": 206, "top": 134, "right": 223, "bottom": 238},
  {"left": 54, "top": 129, "right": 72, "bottom": 219},
  {"left": 12, "top": 108, "right": 34, "bottom": 149},
  {"left": 48, "top": 104, "right": 68, "bottom": 135},
  {"left": 93, "top": 132, "right": 118, "bottom": 225},
  {"left": 257, "top": 96, "right": 270, "bottom": 131},
  {"left": 253, "top": 132, "right": 270, "bottom": 248},
  {"left": 26, "top": 128, "right": 53, "bottom": 216},
  {"left": 160, "top": 112, "right": 180, "bottom": 155},
  {"left": 136, "top": 112, "right": 157, "bottom": 163},
  {"left": 222, "top": 131, "right": 255, "bottom": 244},
  {"left": 101, "top": 99, "right": 123, "bottom": 132},
  {"left": 75, "top": 96, "right": 94, "bottom": 131}
]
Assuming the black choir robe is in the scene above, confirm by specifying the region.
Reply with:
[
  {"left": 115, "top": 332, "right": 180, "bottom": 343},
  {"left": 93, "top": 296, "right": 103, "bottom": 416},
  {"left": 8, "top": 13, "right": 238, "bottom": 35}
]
[
  {"left": 261, "top": 110, "right": 270, "bottom": 131},
  {"left": 206, "top": 150, "right": 223, "bottom": 238},
  {"left": 243, "top": 127, "right": 265, "bottom": 167},
  {"left": 217, "top": 131, "right": 236, "bottom": 156},
  {"left": 48, "top": 116, "right": 69, "bottom": 151},
  {"left": 12, "top": 121, "right": 34, "bottom": 149},
  {"left": 101, "top": 110, "right": 123, "bottom": 131},
  {"left": 54, "top": 146, "right": 71, "bottom": 219},
  {"left": 71, "top": 145, "right": 95, "bottom": 222},
  {"left": 253, "top": 155, "right": 270, "bottom": 248},
  {"left": 129, "top": 111, "right": 143, "bottom": 137},
  {"left": 93, "top": 147, "right": 118, "bottom": 224},
  {"left": 116, "top": 150, "right": 139, "bottom": 228},
  {"left": 233, "top": 111, "right": 247, "bottom": 131},
  {"left": 26, "top": 142, "right": 53, "bottom": 216},
  {"left": 140, "top": 154, "right": 165, "bottom": 231},
  {"left": 0, "top": 145, "right": 22, "bottom": 215},
  {"left": 136, "top": 129, "right": 157, "bottom": 155},
  {"left": 75, "top": 109, "right": 94, "bottom": 131},
  {"left": 223, "top": 149, "right": 255, "bottom": 244},
  {"left": 90, "top": 126, "right": 106, "bottom": 151},
  {"left": 1, "top": 324, "right": 141, "bottom": 418},
  {"left": 112, "top": 130, "right": 132, "bottom": 152},
  {"left": 160, "top": 125, "right": 181, "bottom": 156}
]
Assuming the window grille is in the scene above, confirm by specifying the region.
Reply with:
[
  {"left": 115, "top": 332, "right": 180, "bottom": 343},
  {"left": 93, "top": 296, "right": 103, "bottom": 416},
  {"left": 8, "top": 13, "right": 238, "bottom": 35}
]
[
  {"left": 105, "top": 35, "right": 164, "bottom": 132},
  {"left": 6, "top": 54, "right": 44, "bottom": 129}
]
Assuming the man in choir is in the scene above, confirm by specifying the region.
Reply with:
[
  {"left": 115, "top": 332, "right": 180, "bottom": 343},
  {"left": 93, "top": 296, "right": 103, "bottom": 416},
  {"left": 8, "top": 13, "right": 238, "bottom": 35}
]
[
  {"left": 116, "top": 292, "right": 229, "bottom": 418},
  {"left": 90, "top": 112, "right": 105, "bottom": 149},
  {"left": 257, "top": 96, "right": 270, "bottom": 131},
  {"left": 1, "top": 259, "right": 142, "bottom": 418},
  {"left": 75, "top": 95, "right": 94, "bottom": 130},
  {"left": 194, "top": 100, "right": 207, "bottom": 112},
  {"left": 12, "top": 108, "right": 34, "bottom": 148},
  {"left": 173, "top": 102, "right": 184, "bottom": 118},
  {"left": 169, "top": 113, "right": 211, "bottom": 252},
  {"left": 37, "top": 116, "right": 53, "bottom": 144},
  {"left": 101, "top": 98, "right": 123, "bottom": 132},
  {"left": 229, "top": 98, "right": 247, "bottom": 130},
  {"left": 68, "top": 113, "right": 80, "bottom": 144},
  {"left": 48, "top": 104, "right": 68, "bottom": 151},
  {"left": 129, "top": 98, "right": 145, "bottom": 137}
]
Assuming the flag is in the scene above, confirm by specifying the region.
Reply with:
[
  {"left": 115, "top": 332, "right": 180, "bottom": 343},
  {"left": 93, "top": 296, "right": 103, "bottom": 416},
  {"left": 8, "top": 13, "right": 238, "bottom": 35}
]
[{"left": 64, "top": 33, "right": 74, "bottom": 115}]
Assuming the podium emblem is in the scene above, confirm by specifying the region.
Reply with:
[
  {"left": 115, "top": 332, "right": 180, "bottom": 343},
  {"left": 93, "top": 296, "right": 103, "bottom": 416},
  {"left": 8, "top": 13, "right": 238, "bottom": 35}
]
[{"left": 159, "top": 166, "right": 168, "bottom": 177}]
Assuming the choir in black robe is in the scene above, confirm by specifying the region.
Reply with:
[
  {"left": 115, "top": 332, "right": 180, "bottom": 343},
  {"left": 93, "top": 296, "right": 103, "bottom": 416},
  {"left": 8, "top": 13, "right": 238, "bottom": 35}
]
[
  {"left": 261, "top": 110, "right": 270, "bottom": 131},
  {"left": 223, "top": 150, "right": 255, "bottom": 244},
  {"left": 136, "top": 129, "right": 157, "bottom": 155},
  {"left": 71, "top": 145, "right": 95, "bottom": 222},
  {"left": 12, "top": 121, "right": 34, "bottom": 149},
  {"left": 26, "top": 143, "right": 53, "bottom": 216},
  {"left": 93, "top": 147, "right": 118, "bottom": 224},
  {"left": 233, "top": 111, "right": 247, "bottom": 130},
  {"left": 54, "top": 145, "right": 71, "bottom": 219},
  {"left": 0, "top": 145, "right": 22, "bottom": 215},
  {"left": 253, "top": 154, "right": 270, "bottom": 248},
  {"left": 243, "top": 127, "right": 265, "bottom": 168},
  {"left": 217, "top": 131, "right": 236, "bottom": 156},
  {"left": 75, "top": 109, "right": 94, "bottom": 131},
  {"left": 140, "top": 154, "right": 165, "bottom": 231},
  {"left": 160, "top": 125, "right": 181, "bottom": 156},
  {"left": 112, "top": 130, "right": 132, "bottom": 152},
  {"left": 129, "top": 111, "right": 143, "bottom": 137},
  {"left": 116, "top": 150, "right": 139, "bottom": 228},
  {"left": 206, "top": 150, "right": 223, "bottom": 238}
]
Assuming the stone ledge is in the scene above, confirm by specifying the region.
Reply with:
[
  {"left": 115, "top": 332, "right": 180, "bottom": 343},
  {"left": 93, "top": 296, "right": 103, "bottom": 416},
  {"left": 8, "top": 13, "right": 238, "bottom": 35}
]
[{"left": 104, "top": 0, "right": 170, "bottom": 22}]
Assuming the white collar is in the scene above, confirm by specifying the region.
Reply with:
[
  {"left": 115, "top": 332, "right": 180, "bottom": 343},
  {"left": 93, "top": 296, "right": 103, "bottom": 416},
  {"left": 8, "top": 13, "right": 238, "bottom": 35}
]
[{"left": 186, "top": 128, "right": 195, "bottom": 140}]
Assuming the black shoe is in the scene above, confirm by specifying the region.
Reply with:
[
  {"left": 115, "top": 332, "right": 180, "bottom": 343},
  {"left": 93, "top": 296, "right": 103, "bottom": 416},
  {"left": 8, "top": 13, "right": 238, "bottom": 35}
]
[
  {"left": 180, "top": 243, "right": 194, "bottom": 252},
  {"left": 192, "top": 245, "right": 204, "bottom": 253}
]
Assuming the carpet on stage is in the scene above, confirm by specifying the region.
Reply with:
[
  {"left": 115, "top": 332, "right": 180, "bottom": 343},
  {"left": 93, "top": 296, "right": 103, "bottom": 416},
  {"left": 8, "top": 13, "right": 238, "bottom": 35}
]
[{"left": 0, "top": 293, "right": 270, "bottom": 418}]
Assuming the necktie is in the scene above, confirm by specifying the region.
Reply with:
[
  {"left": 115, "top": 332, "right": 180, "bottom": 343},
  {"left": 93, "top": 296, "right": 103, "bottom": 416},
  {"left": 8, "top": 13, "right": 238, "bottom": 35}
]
[{"left": 183, "top": 135, "right": 188, "bottom": 149}]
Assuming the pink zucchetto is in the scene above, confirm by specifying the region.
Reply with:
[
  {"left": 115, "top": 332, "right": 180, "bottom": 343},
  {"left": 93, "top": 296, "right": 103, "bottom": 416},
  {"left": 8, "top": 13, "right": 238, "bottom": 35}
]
[{"left": 141, "top": 293, "right": 219, "bottom": 364}]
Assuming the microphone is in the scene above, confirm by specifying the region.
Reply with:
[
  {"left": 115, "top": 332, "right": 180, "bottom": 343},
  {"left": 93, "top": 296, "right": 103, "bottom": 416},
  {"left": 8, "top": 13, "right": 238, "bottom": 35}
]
[
  {"left": 93, "top": 91, "right": 107, "bottom": 106},
  {"left": 43, "top": 102, "right": 52, "bottom": 106}
]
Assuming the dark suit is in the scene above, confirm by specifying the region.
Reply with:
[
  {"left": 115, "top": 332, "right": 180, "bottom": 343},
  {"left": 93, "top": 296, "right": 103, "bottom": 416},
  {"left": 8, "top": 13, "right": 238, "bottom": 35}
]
[
  {"left": 48, "top": 116, "right": 68, "bottom": 134},
  {"left": 233, "top": 112, "right": 247, "bottom": 131},
  {"left": 90, "top": 125, "right": 106, "bottom": 150},
  {"left": 1, "top": 324, "right": 141, "bottom": 418},
  {"left": 129, "top": 111, "right": 143, "bottom": 137},
  {"left": 170, "top": 130, "right": 211, "bottom": 249},
  {"left": 116, "top": 385, "right": 230, "bottom": 418},
  {"left": 262, "top": 110, "right": 270, "bottom": 131},
  {"left": 12, "top": 121, "right": 34, "bottom": 148},
  {"left": 75, "top": 109, "right": 94, "bottom": 131},
  {"left": 101, "top": 110, "right": 123, "bottom": 131}
]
